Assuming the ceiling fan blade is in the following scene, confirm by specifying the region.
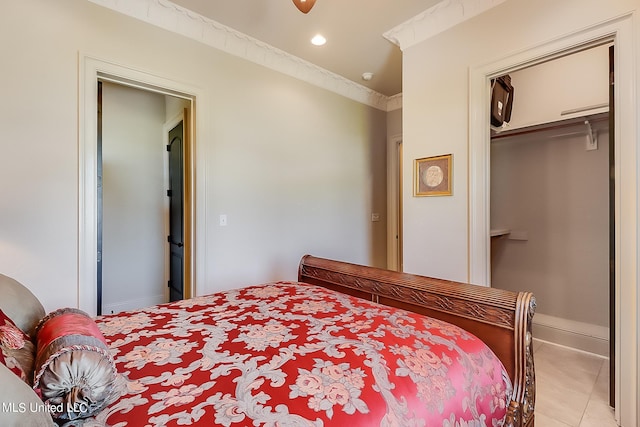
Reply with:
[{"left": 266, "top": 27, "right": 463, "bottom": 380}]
[{"left": 292, "top": 0, "right": 317, "bottom": 14}]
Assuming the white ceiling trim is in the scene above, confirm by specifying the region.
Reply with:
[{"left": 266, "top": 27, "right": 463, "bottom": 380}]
[
  {"left": 86, "top": 0, "right": 398, "bottom": 111},
  {"left": 386, "top": 93, "right": 403, "bottom": 112},
  {"left": 383, "top": 0, "right": 507, "bottom": 50}
]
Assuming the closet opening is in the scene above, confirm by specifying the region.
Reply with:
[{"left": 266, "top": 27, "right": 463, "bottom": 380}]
[
  {"left": 79, "top": 56, "right": 200, "bottom": 318},
  {"left": 469, "top": 16, "right": 638, "bottom": 425},
  {"left": 488, "top": 42, "right": 614, "bottom": 405},
  {"left": 97, "top": 80, "right": 193, "bottom": 315}
]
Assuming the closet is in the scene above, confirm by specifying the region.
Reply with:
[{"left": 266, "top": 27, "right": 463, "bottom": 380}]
[{"left": 489, "top": 44, "right": 611, "bottom": 357}]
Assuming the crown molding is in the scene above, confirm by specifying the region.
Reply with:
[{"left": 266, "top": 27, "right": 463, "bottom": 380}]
[
  {"left": 386, "top": 93, "right": 403, "bottom": 112},
  {"left": 86, "top": 0, "right": 393, "bottom": 111},
  {"left": 383, "top": 0, "right": 507, "bottom": 50}
]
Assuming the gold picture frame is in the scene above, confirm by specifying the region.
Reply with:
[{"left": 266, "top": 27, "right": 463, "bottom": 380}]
[{"left": 414, "top": 154, "right": 452, "bottom": 196}]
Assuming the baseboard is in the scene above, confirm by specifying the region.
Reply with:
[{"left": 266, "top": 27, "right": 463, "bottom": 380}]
[
  {"left": 102, "top": 294, "right": 166, "bottom": 315},
  {"left": 532, "top": 313, "right": 609, "bottom": 357}
]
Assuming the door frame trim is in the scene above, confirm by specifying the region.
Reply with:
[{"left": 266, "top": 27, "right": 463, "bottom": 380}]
[
  {"left": 468, "top": 14, "right": 637, "bottom": 426},
  {"left": 386, "top": 133, "right": 403, "bottom": 272},
  {"left": 79, "top": 54, "right": 201, "bottom": 315}
]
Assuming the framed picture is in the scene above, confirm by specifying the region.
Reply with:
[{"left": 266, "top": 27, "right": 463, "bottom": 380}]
[{"left": 414, "top": 154, "right": 452, "bottom": 196}]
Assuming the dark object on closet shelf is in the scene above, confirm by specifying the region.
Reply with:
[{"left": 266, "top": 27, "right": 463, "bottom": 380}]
[{"left": 491, "top": 74, "right": 514, "bottom": 127}]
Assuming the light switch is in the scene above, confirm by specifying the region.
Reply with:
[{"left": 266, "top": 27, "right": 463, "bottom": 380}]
[
  {"left": 219, "top": 214, "right": 228, "bottom": 226},
  {"left": 371, "top": 213, "right": 380, "bottom": 222}
]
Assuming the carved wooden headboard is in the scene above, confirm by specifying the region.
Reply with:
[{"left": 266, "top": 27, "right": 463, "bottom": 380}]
[{"left": 298, "top": 255, "right": 536, "bottom": 427}]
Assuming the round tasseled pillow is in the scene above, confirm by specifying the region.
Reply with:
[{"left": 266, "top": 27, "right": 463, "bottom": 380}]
[{"left": 33, "top": 308, "right": 117, "bottom": 422}]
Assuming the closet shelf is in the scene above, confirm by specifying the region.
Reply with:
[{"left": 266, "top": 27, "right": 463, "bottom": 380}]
[
  {"left": 490, "top": 229, "right": 511, "bottom": 237},
  {"left": 491, "top": 112, "right": 608, "bottom": 140}
]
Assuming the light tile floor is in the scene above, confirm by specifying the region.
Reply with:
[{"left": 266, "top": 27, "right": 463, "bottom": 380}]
[{"left": 533, "top": 341, "right": 618, "bottom": 426}]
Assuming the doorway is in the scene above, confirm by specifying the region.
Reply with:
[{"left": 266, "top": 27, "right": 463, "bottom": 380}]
[
  {"left": 488, "top": 43, "right": 614, "bottom": 418},
  {"left": 468, "top": 16, "right": 638, "bottom": 425},
  {"left": 80, "top": 56, "right": 200, "bottom": 319},
  {"left": 488, "top": 44, "right": 612, "bottom": 359},
  {"left": 96, "top": 81, "right": 192, "bottom": 314},
  {"left": 387, "top": 135, "right": 403, "bottom": 272}
]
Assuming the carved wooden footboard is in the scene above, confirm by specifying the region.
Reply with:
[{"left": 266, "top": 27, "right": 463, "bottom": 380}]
[{"left": 298, "top": 255, "right": 536, "bottom": 427}]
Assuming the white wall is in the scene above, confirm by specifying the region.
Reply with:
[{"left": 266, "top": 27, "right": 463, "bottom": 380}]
[
  {"left": 503, "top": 45, "right": 610, "bottom": 130},
  {"left": 387, "top": 108, "right": 402, "bottom": 139},
  {"left": 491, "top": 125, "right": 609, "bottom": 326},
  {"left": 491, "top": 122, "right": 610, "bottom": 353},
  {"left": 165, "top": 96, "right": 190, "bottom": 123},
  {"left": 101, "top": 82, "right": 167, "bottom": 313},
  {"left": 0, "top": 0, "right": 387, "bottom": 313}
]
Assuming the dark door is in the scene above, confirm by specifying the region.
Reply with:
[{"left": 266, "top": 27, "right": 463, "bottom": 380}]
[
  {"left": 168, "top": 121, "right": 184, "bottom": 302},
  {"left": 608, "top": 45, "right": 615, "bottom": 408},
  {"left": 97, "top": 81, "right": 104, "bottom": 315}
]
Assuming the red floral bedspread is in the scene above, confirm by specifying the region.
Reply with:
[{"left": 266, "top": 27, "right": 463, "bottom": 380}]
[{"left": 91, "top": 282, "right": 511, "bottom": 426}]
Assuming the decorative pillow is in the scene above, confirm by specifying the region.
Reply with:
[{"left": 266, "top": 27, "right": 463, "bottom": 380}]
[
  {"left": 33, "top": 308, "right": 118, "bottom": 422},
  {"left": 0, "top": 273, "right": 45, "bottom": 339},
  {"left": 0, "top": 309, "right": 35, "bottom": 384},
  {"left": 0, "top": 362, "right": 55, "bottom": 426}
]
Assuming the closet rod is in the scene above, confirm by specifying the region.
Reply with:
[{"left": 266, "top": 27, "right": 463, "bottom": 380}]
[{"left": 491, "top": 114, "right": 608, "bottom": 140}]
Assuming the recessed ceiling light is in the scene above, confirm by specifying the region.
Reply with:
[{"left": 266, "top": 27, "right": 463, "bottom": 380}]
[{"left": 311, "top": 34, "right": 326, "bottom": 46}]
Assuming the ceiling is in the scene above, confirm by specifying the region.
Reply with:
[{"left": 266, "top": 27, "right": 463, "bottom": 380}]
[{"left": 170, "top": 0, "right": 443, "bottom": 96}]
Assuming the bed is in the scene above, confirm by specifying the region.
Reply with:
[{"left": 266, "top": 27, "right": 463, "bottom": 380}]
[{"left": 0, "top": 255, "right": 535, "bottom": 427}]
